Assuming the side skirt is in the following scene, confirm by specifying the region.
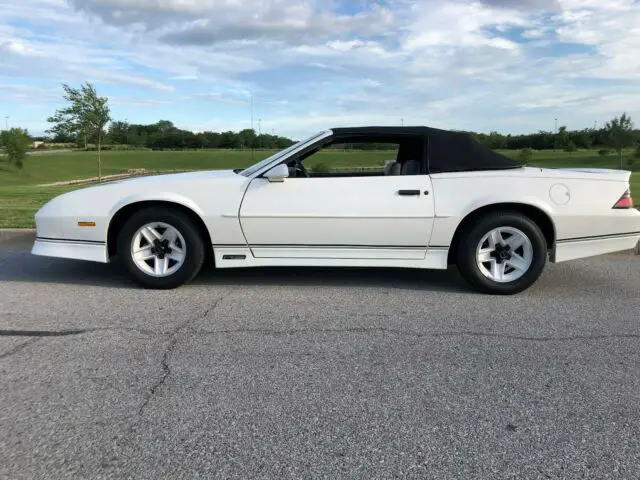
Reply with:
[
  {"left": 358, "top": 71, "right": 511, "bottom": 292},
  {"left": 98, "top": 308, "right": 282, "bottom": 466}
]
[{"left": 212, "top": 246, "right": 450, "bottom": 270}]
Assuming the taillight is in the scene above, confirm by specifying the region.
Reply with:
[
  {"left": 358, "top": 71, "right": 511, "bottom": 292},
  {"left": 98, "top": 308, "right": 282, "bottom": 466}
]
[{"left": 613, "top": 189, "right": 634, "bottom": 209}]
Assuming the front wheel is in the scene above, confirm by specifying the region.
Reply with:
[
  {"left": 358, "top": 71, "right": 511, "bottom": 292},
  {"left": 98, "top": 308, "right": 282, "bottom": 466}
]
[
  {"left": 456, "top": 212, "right": 548, "bottom": 295},
  {"left": 117, "top": 207, "right": 205, "bottom": 289}
]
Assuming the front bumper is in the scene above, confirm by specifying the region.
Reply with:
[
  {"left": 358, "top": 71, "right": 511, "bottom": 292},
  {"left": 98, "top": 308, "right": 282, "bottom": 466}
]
[{"left": 31, "top": 238, "right": 109, "bottom": 263}]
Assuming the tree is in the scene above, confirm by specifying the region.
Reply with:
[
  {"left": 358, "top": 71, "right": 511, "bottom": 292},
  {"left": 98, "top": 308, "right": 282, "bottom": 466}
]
[
  {"left": 554, "top": 126, "right": 569, "bottom": 149},
  {"left": 603, "top": 113, "right": 635, "bottom": 169},
  {"left": 48, "top": 82, "right": 111, "bottom": 181},
  {"left": 108, "top": 120, "right": 130, "bottom": 145},
  {"left": 2, "top": 128, "right": 31, "bottom": 170},
  {"left": 563, "top": 140, "right": 577, "bottom": 153},
  {"left": 631, "top": 143, "right": 640, "bottom": 167}
]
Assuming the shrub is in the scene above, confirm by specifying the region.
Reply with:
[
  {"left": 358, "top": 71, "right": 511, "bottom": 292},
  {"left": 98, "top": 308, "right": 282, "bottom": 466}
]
[
  {"left": 598, "top": 148, "right": 610, "bottom": 156},
  {"left": 311, "top": 162, "right": 330, "bottom": 173},
  {"left": 563, "top": 141, "right": 577, "bottom": 153},
  {"left": 519, "top": 148, "right": 533, "bottom": 162},
  {"left": 3, "top": 128, "right": 30, "bottom": 170}
]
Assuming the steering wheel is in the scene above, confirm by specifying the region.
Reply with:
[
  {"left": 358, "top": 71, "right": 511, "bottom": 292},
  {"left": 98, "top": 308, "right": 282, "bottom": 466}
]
[{"left": 294, "top": 158, "right": 310, "bottom": 178}]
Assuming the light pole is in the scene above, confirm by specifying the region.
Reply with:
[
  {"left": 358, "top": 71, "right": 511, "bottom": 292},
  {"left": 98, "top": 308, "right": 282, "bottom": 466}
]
[
  {"left": 250, "top": 96, "right": 254, "bottom": 160},
  {"left": 4, "top": 116, "right": 8, "bottom": 130},
  {"left": 258, "top": 118, "right": 261, "bottom": 149},
  {"left": 250, "top": 96, "right": 254, "bottom": 132}
]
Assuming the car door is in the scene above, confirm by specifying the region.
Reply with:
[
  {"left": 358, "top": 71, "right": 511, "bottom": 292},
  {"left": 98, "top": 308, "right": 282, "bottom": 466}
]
[{"left": 238, "top": 171, "right": 435, "bottom": 260}]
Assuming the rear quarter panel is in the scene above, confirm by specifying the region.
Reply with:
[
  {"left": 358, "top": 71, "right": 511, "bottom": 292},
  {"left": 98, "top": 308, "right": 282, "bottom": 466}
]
[{"left": 429, "top": 167, "right": 640, "bottom": 248}]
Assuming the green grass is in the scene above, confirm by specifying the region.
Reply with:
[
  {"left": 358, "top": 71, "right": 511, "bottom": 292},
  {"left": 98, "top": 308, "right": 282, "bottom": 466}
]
[
  {"left": 0, "top": 185, "right": 82, "bottom": 228},
  {"left": 0, "top": 149, "right": 393, "bottom": 187},
  {"left": 0, "top": 148, "right": 638, "bottom": 228}
]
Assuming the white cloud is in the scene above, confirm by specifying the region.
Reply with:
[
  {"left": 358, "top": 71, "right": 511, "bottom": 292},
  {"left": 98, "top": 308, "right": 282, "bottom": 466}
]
[
  {"left": 1, "top": 0, "right": 640, "bottom": 139},
  {"left": 68, "top": 0, "right": 396, "bottom": 46},
  {"left": 522, "top": 27, "right": 548, "bottom": 38}
]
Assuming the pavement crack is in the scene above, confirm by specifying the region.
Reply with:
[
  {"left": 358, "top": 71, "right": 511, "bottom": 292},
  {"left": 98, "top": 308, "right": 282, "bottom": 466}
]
[
  {"left": 0, "top": 329, "right": 87, "bottom": 337},
  {"left": 137, "top": 293, "right": 230, "bottom": 417},
  {"left": 195, "top": 327, "right": 640, "bottom": 343},
  {"left": 0, "top": 337, "right": 40, "bottom": 359}
]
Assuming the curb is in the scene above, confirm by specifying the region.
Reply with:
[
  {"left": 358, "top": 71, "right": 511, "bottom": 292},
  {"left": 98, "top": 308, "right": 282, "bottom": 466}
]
[{"left": 0, "top": 228, "right": 36, "bottom": 243}]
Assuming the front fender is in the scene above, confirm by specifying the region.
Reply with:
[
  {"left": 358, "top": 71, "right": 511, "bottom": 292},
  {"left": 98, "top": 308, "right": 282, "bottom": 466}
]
[{"left": 108, "top": 192, "right": 205, "bottom": 219}]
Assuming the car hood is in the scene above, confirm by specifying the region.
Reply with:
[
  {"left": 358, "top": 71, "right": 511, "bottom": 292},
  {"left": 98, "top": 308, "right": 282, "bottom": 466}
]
[{"left": 97, "top": 169, "right": 239, "bottom": 187}]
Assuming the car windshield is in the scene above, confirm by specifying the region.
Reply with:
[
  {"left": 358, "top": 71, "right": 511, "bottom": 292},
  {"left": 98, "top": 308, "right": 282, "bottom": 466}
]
[{"left": 239, "top": 130, "right": 329, "bottom": 177}]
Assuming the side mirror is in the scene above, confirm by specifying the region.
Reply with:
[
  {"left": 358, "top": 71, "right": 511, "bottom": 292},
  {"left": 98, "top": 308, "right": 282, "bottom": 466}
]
[{"left": 264, "top": 163, "right": 289, "bottom": 182}]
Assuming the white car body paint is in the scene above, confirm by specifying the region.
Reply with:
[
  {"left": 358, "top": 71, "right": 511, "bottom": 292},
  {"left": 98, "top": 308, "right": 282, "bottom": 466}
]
[{"left": 31, "top": 129, "right": 640, "bottom": 273}]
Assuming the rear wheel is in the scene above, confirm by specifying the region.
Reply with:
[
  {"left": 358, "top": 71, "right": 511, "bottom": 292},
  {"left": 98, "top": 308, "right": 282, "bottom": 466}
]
[
  {"left": 117, "top": 207, "right": 205, "bottom": 289},
  {"left": 456, "top": 212, "right": 547, "bottom": 295}
]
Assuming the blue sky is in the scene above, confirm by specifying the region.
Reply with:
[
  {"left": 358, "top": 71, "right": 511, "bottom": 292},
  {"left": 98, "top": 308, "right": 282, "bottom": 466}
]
[{"left": 1, "top": 0, "right": 639, "bottom": 139}]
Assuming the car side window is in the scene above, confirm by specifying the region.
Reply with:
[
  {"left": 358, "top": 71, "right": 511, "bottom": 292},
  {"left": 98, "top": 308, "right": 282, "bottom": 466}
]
[{"left": 283, "top": 137, "right": 425, "bottom": 178}]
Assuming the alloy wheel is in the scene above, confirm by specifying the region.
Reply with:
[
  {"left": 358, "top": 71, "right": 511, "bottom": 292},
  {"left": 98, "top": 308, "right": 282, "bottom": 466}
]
[
  {"left": 475, "top": 226, "right": 533, "bottom": 283},
  {"left": 130, "top": 222, "right": 187, "bottom": 277}
]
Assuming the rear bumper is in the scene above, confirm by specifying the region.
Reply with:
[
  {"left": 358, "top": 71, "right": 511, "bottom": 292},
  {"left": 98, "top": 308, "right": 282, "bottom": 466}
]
[
  {"left": 31, "top": 238, "right": 109, "bottom": 263},
  {"left": 552, "top": 231, "right": 640, "bottom": 262}
]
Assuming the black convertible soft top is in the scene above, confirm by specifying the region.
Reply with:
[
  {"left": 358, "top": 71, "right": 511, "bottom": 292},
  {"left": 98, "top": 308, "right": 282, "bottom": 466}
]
[{"left": 330, "top": 126, "right": 522, "bottom": 174}]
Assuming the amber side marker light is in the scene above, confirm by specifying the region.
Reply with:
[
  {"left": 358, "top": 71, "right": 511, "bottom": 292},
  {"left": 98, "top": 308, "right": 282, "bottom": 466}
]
[
  {"left": 78, "top": 221, "right": 96, "bottom": 227},
  {"left": 613, "top": 190, "right": 634, "bottom": 209}
]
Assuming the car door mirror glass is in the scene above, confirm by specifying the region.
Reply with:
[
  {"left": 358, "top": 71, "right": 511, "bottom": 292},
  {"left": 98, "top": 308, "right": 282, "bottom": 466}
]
[{"left": 264, "top": 163, "right": 289, "bottom": 182}]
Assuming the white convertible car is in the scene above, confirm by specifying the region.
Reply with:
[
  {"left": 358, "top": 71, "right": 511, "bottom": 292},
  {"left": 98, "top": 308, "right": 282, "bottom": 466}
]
[{"left": 32, "top": 126, "right": 640, "bottom": 294}]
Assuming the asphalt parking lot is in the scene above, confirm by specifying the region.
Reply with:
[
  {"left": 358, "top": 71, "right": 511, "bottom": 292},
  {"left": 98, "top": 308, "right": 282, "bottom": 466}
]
[{"left": 1, "top": 233, "right": 639, "bottom": 479}]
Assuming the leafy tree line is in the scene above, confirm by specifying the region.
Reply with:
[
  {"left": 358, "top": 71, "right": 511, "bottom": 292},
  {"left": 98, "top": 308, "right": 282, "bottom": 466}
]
[
  {"left": 103, "top": 120, "right": 294, "bottom": 150},
  {"left": 469, "top": 118, "right": 640, "bottom": 153}
]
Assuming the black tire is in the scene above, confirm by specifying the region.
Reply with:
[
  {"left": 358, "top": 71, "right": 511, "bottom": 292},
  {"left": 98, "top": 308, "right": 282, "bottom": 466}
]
[
  {"left": 455, "top": 212, "right": 547, "bottom": 295},
  {"left": 116, "top": 207, "right": 205, "bottom": 289}
]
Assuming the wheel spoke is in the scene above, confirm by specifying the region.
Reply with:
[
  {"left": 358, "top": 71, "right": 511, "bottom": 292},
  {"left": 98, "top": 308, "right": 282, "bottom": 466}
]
[
  {"left": 164, "top": 227, "right": 178, "bottom": 244},
  {"left": 141, "top": 226, "right": 161, "bottom": 243},
  {"left": 507, "top": 254, "right": 529, "bottom": 272},
  {"left": 490, "top": 260, "right": 506, "bottom": 281},
  {"left": 489, "top": 230, "right": 503, "bottom": 248},
  {"left": 168, "top": 250, "right": 185, "bottom": 262},
  {"left": 506, "top": 235, "right": 526, "bottom": 251},
  {"left": 477, "top": 249, "right": 493, "bottom": 263},
  {"left": 134, "top": 247, "right": 155, "bottom": 261},
  {"left": 155, "top": 257, "right": 169, "bottom": 275}
]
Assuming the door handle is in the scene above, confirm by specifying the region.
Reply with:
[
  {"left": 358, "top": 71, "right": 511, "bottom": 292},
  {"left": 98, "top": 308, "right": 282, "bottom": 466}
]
[{"left": 397, "top": 190, "right": 421, "bottom": 196}]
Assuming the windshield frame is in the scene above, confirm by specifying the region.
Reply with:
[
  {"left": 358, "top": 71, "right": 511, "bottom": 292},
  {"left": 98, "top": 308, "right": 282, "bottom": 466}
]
[{"left": 239, "top": 130, "right": 332, "bottom": 177}]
